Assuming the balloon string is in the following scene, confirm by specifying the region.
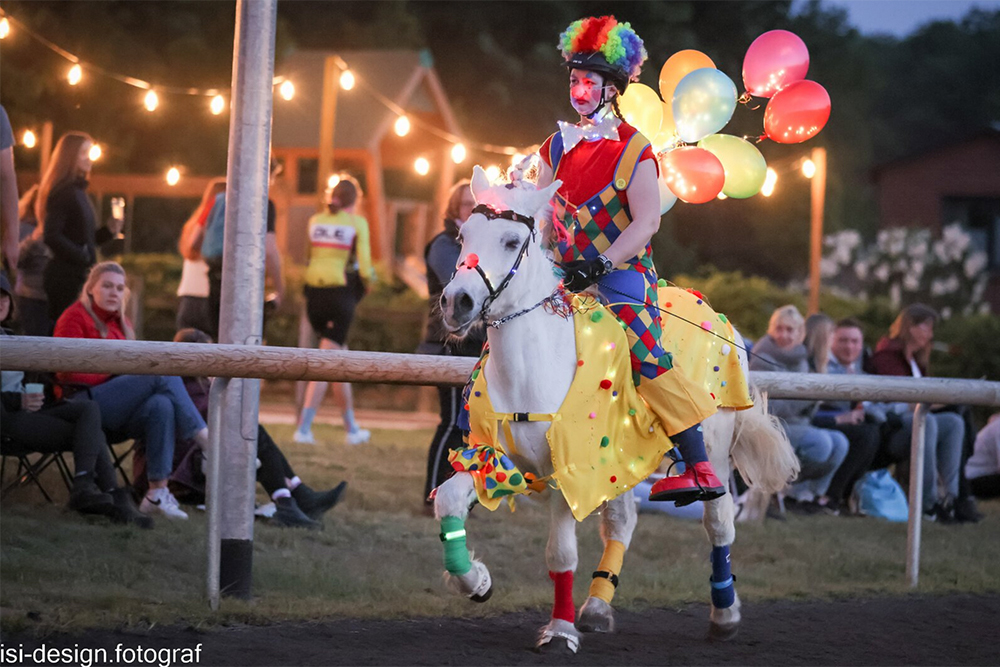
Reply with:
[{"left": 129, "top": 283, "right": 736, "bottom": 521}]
[
  {"left": 754, "top": 133, "right": 768, "bottom": 144},
  {"left": 738, "top": 91, "right": 754, "bottom": 105}
]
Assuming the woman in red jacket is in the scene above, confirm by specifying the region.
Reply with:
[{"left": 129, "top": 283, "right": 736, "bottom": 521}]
[
  {"left": 865, "top": 303, "right": 966, "bottom": 522},
  {"left": 54, "top": 262, "right": 209, "bottom": 521}
]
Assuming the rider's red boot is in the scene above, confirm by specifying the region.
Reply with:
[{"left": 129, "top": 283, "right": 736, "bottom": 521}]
[{"left": 648, "top": 461, "right": 726, "bottom": 506}]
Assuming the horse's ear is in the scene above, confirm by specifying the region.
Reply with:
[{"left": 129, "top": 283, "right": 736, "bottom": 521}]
[
  {"left": 532, "top": 178, "right": 562, "bottom": 216},
  {"left": 470, "top": 165, "right": 491, "bottom": 203}
]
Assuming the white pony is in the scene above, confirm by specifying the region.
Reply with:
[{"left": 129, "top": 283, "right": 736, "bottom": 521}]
[{"left": 435, "top": 166, "right": 797, "bottom": 654}]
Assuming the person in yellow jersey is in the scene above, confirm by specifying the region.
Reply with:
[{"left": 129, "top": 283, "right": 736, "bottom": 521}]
[{"left": 293, "top": 174, "right": 374, "bottom": 446}]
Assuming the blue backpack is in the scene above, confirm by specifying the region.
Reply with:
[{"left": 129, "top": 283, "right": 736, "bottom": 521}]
[
  {"left": 200, "top": 192, "right": 227, "bottom": 263},
  {"left": 851, "top": 469, "right": 909, "bottom": 522}
]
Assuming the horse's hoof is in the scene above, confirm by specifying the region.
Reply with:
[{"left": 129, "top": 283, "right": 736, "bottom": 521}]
[
  {"left": 470, "top": 585, "right": 493, "bottom": 603},
  {"left": 576, "top": 597, "right": 615, "bottom": 633},
  {"left": 535, "top": 636, "right": 577, "bottom": 655},
  {"left": 708, "top": 621, "right": 739, "bottom": 642}
]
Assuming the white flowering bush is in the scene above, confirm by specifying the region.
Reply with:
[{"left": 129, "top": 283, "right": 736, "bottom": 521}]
[{"left": 821, "top": 223, "right": 990, "bottom": 318}]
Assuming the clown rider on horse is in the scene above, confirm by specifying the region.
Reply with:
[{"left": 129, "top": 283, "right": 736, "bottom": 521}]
[{"left": 527, "top": 15, "right": 726, "bottom": 505}]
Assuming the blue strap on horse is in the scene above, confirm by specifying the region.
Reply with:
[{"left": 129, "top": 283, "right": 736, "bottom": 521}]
[{"left": 710, "top": 545, "right": 736, "bottom": 609}]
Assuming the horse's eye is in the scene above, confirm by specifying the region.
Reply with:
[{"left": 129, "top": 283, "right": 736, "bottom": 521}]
[{"left": 505, "top": 239, "right": 520, "bottom": 251}]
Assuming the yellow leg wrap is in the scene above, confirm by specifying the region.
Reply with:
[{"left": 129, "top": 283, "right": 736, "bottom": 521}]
[
  {"left": 636, "top": 364, "right": 717, "bottom": 437},
  {"left": 589, "top": 539, "right": 626, "bottom": 604}
]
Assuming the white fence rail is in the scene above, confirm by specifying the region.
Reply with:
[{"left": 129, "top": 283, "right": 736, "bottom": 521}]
[{"left": 2, "top": 335, "right": 998, "bottom": 591}]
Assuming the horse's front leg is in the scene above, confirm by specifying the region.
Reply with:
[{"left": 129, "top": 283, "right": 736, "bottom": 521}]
[
  {"left": 536, "top": 492, "right": 582, "bottom": 654},
  {"left": 577, "top": 491, "right": 637, "bottom": 633},
  {"left": 434, "top": 472, "right": 492, "bottom": 602},
  {"left": 703, "top": 410, "right": 741, "bottom": 640}
]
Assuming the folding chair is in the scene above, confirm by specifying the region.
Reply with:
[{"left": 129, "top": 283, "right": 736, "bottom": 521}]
[{"left": 1, "top": 434, "right": 74, "bottom": 502}]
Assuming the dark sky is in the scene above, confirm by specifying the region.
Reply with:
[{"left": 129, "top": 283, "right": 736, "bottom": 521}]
[{"left": 814, "top": 0, "right": 1000, "bottom": 35}]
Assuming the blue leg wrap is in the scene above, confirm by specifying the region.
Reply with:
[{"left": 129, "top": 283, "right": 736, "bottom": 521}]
[
  {"left": 709, "top": 545, "right": 735, "bottom": 609},
  {"left": 673, "top": 425, "right": 708, "bottom": 465}
]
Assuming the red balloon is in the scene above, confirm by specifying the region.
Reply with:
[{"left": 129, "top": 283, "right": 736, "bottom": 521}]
[
  {"left": 660, "top": 147, "right": 725, "bottom": 204},
  {"left": 763, "top": 80, "right": 831, "bottom": 144},
  {"left": 743, "top": 30, "right": 810, "bottom": 98}
]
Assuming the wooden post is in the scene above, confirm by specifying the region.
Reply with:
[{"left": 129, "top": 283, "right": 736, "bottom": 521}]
[
  {"left": 316, "top": 55, "right": 339, "bottom": 208},
  {"left": 808, "top": 147, "right": 827, "bottom": 315}
]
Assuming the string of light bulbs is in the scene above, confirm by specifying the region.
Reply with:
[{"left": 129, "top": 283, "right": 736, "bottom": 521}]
[{"left": 1, "top": 9, "right": 531, "bottom": 170}]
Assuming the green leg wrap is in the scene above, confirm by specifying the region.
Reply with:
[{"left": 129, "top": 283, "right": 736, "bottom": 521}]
[{"left": 441, "top": 515, "right": 472, "bottom": 576}]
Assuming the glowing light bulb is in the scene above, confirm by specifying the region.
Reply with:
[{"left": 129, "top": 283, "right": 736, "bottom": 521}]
[
  {"left": 414, "top": 157, "right": 430, "bottom": 176},
  {"left": 21, "top": 130, "right": 36, "bottom": 148},
  {"left": 761, "top": 167, "right": 777, "bottom": 197},
  {"left": 485, "top": 165, "right": 501, "bottom": 182},
  {"left": 717, "top": 192, "right": 727, "bottom": 200},
  {"left": 0, "top": 17, "right": 10, "bottom": 39},
  {"left": 88, "top": 144, "right": 102, "bottom": 161},
  {"left": 802, "top": 158, "right": 816, "bottom": 179},
  {"left": 394, "top": 115, "right": 410, "bottom": 137},
  {"left": 68, "top": 64, "right": 83, "bottom": 86},
  {"left": 210, "top": 94, "right": 225, "bottom": 115},
  {"left": 327, "top": 174, "right": 341, "bottom": 190},
  {"left": 279, "top": 80, "right": 295, "bottom": 101},
  {"left": 339, "top": 70, "right": 355, "bottom": 90},
  {"left": 451, "top": 143, "right": 467, "bottom": 164},
  {"left": 166, "top": 167, "right": 180, "bottom": 186},
  {"left": 143, "top": 90, "right": 159, "bottom": 112}
]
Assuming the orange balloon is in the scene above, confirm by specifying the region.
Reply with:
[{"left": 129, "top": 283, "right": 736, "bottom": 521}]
[
  {"left": 660, "top": 146, "right": 725, "bottom": 204},
  {"left": 659, "top": 50, "right": 716, "bottom": 104}
]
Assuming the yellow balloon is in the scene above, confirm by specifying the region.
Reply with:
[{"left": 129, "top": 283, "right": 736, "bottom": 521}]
[
  {"left": 659, "top": 50, "right": 716, "bottom": 104},
  {"left": 652, "top": 103, "right": 679, "bottom": 150},
  {"left": 617, "top": 83, "right": 662, "bottom": 140},
  {"left": 697, "top": 134, "right": 767, "bottom": 199}
]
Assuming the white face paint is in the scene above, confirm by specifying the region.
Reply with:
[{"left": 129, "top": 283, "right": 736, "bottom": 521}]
[{"left": 569, "top": 69, "right": 615, "bottom": 118}]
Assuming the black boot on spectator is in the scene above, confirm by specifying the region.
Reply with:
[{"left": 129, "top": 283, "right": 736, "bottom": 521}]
[
  {"left": 110, "top": 488, "right": 154, "bottom": 529},
  {"left": 273, "top": 496, "right": 322, "bottom": 530},
  {"left": 292, "top": 481, "right": 347, "bottom": 520},
  {"left": 954, "top": 496, "right": 983, "bottom": 524},
  {"left": 68, "top": 473, "right": 114, "bottom": 515}
]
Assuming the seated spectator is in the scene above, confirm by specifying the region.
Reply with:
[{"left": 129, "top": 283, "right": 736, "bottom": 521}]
[
  {"left": 0, "top": 273, "right": 149, "bottom": 527},
  {"left": 807, "top": 315, "right": 883, "bottom": 514},
  {"left": 865, "top": 303, "right": 967, "bottom": 522},
  {"left": 749, "top": 305, "right": 848, "bottom": 513},
  {"left": 966, "top": 415, "right": 1000, "bottom": 499},
  {"left": 171, "top": 328, "right": 347, "bottom": 529},
  {"left": 53, "top": 261, "right": 209, "bottom": 521}
]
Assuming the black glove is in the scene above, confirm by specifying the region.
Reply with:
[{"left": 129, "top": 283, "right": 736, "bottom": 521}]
[{"left": 560, "top": 258, "right": 608, "bottom": 293}]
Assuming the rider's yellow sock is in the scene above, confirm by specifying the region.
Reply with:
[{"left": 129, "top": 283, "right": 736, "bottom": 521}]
[{"left": 589, "top": 539, "right": 625, "bottom": 604}]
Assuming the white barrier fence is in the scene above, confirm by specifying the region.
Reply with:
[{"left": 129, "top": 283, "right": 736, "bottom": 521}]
[{"left": 3, "top": 335, "right": 999, "bottom": 593}]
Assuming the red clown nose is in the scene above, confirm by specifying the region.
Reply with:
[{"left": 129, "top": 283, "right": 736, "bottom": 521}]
[{"left": 465, "top": 254, "right": 479, "bottom": 268}]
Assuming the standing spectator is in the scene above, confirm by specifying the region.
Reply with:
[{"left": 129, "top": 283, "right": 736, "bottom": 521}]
[
  {"left": 866, "top": 303, "right": 967, "bottom": 522},
  {"left": 202, "top": 162, "right": 284, "bottom": 341},
  {"left": 14, "top": 185, "right": 53, "bottom": 336},
  {"left": 293, "top": 174, "right": 374, "bottom": 446},
  {"left": 418, "top": 179, "right": 486, "bottom": 507},
  {"left": 0, "top": 273, "right": 150, "bottom": 526},
  {"left": 37, "top": 132, "right": 124, "bottom": 321},
  {"left": 176, "top": 178, "right": 225, "bottom": 334},
  {"left": 0, "top": 105, "right": 19, "bottom": 275},
  {"left": 966, "top": 415, "right": 1000, "bottom": 499},
  {"left": 53, "top": 262, "right": 209, "bottom": 521},
  {"left": 749, "top": 305, "right": 848, "bottom": 512},
  {"left": 807, "top": 316, "right": 883, "bottom": 513}
]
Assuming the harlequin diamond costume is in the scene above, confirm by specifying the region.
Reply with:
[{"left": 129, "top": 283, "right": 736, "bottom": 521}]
[{"left": 540, "top": 16, "right": 725, "bottom": 505}]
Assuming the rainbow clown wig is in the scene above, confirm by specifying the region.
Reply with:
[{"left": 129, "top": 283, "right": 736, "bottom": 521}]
[{"left": 558, "top": 16, "right": 647, "bottom": 93}]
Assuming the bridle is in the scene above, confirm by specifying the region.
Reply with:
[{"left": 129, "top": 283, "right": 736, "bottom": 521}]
[{"left": 457, "top": 203, "right": 540, "bottom": 324}]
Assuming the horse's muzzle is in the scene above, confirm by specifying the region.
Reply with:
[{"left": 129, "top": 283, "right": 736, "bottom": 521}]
[{"left": 440, "top": 289, "right": 478, "bottom": 337}]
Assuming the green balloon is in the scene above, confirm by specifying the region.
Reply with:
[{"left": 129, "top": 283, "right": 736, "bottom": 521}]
[{"left": 697, "top": 134, "right": 767, "bottom": 199}]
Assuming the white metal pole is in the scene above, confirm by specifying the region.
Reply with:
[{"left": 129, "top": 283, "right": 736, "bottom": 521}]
[
  {"left": 207, "top": 0, "right": 277, "bottom": 603},
  {"left": 905, "top": 403, "right": 928, "bottom": 588}
]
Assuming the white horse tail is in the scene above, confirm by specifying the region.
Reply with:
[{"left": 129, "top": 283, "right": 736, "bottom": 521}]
[{"left": 730, "top": 385, "right": 799, "bottom": 494}]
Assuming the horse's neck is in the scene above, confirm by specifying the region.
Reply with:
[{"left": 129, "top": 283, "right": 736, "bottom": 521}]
[{"left": 484, "top": 262, "right": 576, "bottom": 415}]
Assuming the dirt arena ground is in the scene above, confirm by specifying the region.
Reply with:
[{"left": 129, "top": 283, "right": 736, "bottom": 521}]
[{"left": 5, "top": 594, "right": 997, "bottom": 666}]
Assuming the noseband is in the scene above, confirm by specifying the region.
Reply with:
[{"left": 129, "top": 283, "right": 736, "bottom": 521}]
[{"left": 457, "top": 203, "right": 537, "bottom": 321}]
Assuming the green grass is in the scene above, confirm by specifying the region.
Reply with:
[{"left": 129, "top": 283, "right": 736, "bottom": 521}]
[{"left": 2, "top": 423, "right": 999, "bottom": 635}]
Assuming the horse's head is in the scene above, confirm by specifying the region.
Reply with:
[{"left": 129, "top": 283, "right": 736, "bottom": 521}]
[{"left": 440, "top": 165, "right": 562, "bottom": 337}]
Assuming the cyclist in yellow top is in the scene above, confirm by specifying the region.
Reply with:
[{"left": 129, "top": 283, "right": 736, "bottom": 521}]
[{"left": 294, "top": 174, "right": 375, "bottom": 446}]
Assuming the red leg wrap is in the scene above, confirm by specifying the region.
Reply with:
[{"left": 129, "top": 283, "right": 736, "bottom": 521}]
[{"left": 550, "top": 570, "right": 575, "bottom": 623}]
